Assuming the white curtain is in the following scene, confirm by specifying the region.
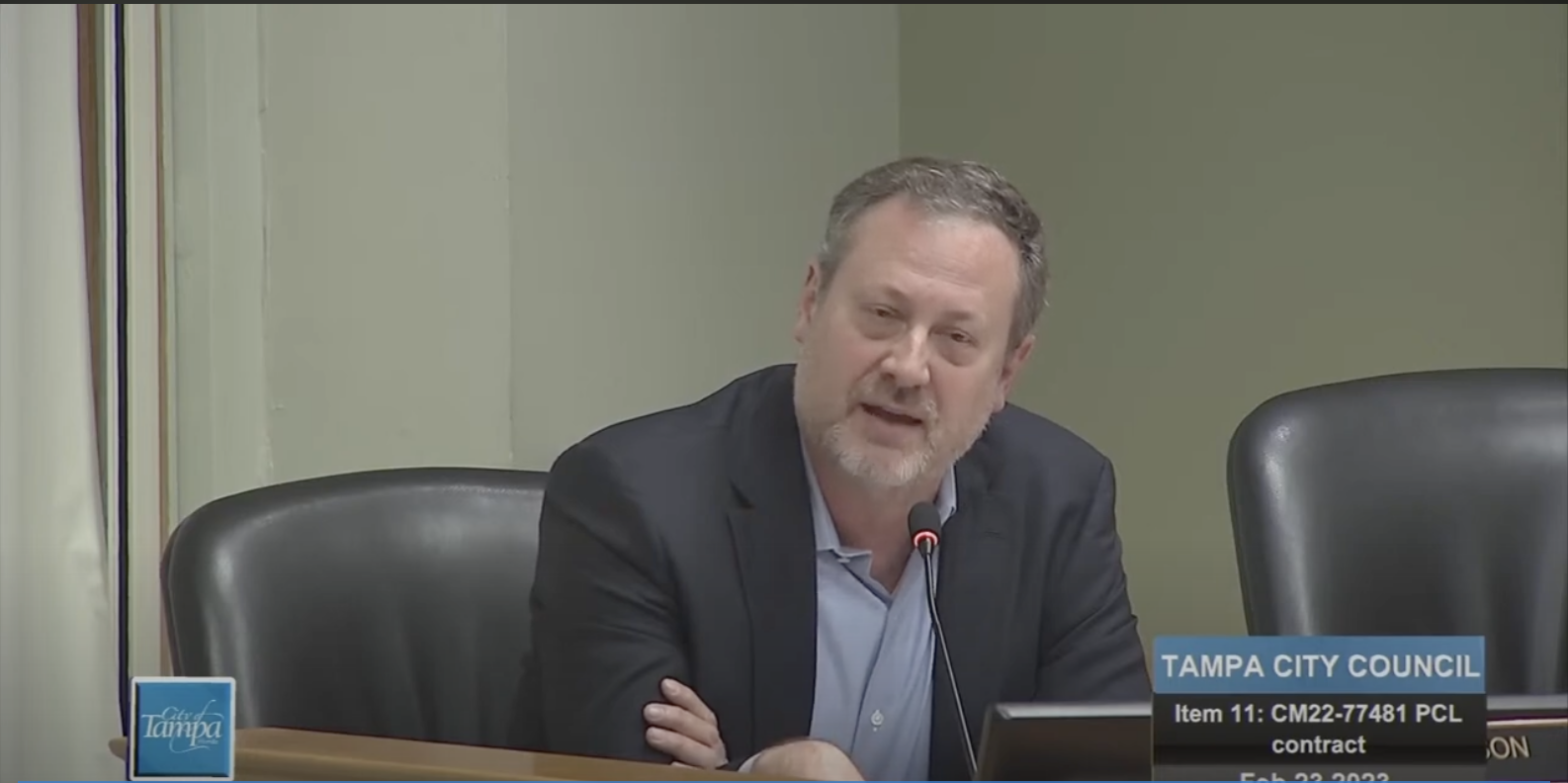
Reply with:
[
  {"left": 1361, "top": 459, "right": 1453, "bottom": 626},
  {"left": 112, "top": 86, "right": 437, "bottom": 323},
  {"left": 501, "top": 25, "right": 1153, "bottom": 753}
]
[{"left": 0, "top": 4, "right": 126, "bottom": 782}]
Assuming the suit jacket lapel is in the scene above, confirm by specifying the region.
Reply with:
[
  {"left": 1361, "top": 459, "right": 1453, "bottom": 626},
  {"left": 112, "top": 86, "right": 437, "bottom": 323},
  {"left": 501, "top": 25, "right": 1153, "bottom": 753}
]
[
  {"left": 725, "top": 367, "right": 817, "bottom": 756},
  {"left": 930, "top": 446, "right": 1020, "bottom": 781}
]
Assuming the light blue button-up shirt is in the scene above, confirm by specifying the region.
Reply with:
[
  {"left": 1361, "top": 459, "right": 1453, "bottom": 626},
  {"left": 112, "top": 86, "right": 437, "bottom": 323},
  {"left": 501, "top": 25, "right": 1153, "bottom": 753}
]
[{"left": 801, "top": 446, "right": 958, "bottom": 781}]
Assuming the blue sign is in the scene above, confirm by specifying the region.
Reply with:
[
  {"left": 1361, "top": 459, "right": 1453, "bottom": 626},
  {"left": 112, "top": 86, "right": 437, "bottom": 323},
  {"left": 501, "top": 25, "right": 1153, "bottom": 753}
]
[
  {"left": 127, "top": 676, "right": 236, "bottom": 781},
  {"left": 1153, "top": 635, "right": 1486, "bottom": 694}
]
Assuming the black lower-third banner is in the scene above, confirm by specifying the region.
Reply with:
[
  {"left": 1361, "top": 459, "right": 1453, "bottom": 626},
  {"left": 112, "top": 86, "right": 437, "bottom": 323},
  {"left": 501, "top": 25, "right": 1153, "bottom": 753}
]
[{"left": 1152, "top": 693, "right": 1487, "bottom": 767}]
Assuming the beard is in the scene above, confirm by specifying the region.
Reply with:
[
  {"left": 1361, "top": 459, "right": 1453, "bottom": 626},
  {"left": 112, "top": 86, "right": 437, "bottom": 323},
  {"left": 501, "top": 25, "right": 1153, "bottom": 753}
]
[{"left": 793, "top": 338, "right": 991, "bottom": 490}]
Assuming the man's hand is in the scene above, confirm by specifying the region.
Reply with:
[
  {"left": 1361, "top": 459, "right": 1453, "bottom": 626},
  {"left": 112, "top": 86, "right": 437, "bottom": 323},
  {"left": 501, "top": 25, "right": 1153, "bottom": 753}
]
[
  {"left": 643, "top": 678, "right": 727, "bottom": 769},
  {"left": 750, "top": 739, "right": 865, "bottom": 781}
]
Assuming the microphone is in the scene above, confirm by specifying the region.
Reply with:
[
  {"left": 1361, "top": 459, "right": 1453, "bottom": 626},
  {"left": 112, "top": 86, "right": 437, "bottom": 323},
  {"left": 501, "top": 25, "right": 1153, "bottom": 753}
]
[{"left": 908, "top": 501, "right": 979, "bottom": 780}]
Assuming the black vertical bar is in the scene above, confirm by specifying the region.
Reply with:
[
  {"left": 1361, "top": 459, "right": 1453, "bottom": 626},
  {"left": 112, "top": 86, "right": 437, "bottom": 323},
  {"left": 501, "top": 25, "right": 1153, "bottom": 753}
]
[{"left": 112, "top": 2, "right": 131, "bottom": 740}]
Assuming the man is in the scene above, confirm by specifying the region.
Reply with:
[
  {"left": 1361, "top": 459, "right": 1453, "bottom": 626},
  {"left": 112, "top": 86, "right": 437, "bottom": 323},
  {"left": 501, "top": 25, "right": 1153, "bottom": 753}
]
[{"left": 509, "top": 157, "right": 1150, "bottom": 780}]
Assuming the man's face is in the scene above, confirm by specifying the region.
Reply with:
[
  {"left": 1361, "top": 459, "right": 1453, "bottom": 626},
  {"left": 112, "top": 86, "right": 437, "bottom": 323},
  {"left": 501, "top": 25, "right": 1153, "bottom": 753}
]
[{"left": 793, "top": 197, "right": 1035, "bottom": 489}]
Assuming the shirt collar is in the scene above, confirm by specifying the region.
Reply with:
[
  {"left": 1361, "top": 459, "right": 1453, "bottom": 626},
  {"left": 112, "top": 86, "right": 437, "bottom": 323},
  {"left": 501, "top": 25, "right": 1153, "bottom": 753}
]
[{"left": 800, "top": 438, "right": 959, "bottom": 554}]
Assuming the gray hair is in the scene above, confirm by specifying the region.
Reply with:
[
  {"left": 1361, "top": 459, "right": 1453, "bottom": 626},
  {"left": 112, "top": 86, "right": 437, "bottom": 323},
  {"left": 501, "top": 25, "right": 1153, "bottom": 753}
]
[{"left": 815, "top": 156, "right": 1049, "bottom": 350}]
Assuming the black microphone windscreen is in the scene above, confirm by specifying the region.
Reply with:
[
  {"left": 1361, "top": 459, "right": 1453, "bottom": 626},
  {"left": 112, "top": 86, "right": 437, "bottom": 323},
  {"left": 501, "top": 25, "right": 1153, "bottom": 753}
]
[{"left": 907, "top": 501, "right": 941, "bottom": 538}]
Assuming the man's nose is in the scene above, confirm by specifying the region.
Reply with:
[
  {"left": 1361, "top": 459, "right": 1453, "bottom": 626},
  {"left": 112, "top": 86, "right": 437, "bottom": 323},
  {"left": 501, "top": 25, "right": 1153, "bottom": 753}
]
[{"left": 880, "top": 330, "right": 931, "bottom": 389}]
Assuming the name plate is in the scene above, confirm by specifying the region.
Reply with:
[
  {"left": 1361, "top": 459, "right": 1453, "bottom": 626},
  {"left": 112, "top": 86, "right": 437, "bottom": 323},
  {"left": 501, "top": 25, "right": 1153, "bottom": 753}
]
[{"left": 1487, "top": 718, "right": 1566, "bottom": 782}]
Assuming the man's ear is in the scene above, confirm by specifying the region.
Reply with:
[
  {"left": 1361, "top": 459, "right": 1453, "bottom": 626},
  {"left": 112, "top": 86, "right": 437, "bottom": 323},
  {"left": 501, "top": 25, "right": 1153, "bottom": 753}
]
[
  {"left": 793, "top": 261, "right": 822, "bottom": 344},
  {"left": 994, "top": 333, "right": 1035, "bottom": 412}
]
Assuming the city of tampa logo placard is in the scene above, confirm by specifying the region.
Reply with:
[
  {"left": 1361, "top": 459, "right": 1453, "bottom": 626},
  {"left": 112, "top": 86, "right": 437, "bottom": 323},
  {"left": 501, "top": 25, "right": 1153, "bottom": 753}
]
[{"left": 128, "top": 676, "right": 236, "bottom": 781}]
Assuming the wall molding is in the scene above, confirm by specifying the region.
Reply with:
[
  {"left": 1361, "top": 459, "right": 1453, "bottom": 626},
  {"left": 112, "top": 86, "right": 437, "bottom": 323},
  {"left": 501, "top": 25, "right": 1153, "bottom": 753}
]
[
  {"left": 92, "top": 2, "right": 165, "bottom": 692},
  {"left": 124, "top": 1, "right": 165, "bottom": 684}
]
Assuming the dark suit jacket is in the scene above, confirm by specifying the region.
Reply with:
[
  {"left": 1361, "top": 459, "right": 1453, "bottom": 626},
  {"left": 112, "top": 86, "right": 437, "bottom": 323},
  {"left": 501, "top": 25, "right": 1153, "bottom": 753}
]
[{"left": 510, "top": 364, "right": 1150, "bottom": 780}]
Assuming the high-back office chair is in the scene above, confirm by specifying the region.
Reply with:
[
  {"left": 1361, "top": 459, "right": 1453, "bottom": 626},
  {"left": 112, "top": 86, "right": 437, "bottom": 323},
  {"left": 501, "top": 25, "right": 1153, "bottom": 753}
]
[
  {"left": 1227, "top": 368, "right": 1568, "bottom": 694},
  {"left": 161, "top": 467, "right": 548, "bottom": 747}
]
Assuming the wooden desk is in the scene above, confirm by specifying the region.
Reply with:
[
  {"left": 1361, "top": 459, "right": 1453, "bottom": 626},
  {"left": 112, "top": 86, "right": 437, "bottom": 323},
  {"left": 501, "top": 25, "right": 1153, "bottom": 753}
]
[{"left": 109, "top": 728, "right": 775, "bottom": 781}]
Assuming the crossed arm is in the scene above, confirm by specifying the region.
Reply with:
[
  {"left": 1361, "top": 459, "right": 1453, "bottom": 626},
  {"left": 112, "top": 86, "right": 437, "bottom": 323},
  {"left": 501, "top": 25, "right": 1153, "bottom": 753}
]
[
  {"left": 523, "top": 442, "right": 693, "bottom": 763},
  {"left": 521, "top": 443, "right": 849, "bottom": 777}
]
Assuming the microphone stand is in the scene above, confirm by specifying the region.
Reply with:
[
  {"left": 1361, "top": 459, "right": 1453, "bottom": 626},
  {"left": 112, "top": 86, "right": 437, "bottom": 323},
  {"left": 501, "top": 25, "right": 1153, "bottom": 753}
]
[{"left": 919, "top": 548, "right": 979, "bottom": 780}]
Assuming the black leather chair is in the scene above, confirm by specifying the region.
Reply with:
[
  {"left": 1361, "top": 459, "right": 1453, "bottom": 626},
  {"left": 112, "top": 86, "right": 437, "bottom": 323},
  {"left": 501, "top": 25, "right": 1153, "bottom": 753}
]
[
  {"left": 161, "top": 467, "right": 547, "bottom": 747},
  {"left": 1227, "top": 368, "right": 1568, "bottom": 694}
]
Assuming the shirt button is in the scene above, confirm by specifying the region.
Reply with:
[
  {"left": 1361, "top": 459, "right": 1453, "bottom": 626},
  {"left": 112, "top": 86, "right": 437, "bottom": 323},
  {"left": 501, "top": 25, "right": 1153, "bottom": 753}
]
[{"left": 871, "top": 710, "right": 885, "bottom": 727}]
